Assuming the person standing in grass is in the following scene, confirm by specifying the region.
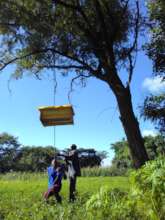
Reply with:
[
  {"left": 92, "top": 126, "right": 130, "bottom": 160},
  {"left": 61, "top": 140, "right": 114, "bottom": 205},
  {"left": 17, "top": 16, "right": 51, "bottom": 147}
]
[
  {"left": 65, "top": 144, "right": 81, "bottom": 202},
  {"left": 44, "top": 159, "right": 64, "bottom": 203}
]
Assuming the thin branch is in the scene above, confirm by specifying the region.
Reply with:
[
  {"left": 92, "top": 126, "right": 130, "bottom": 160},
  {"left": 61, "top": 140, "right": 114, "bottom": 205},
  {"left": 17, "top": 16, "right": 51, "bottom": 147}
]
[
  {"left": 68, "top": 73, "right": 92, "bottom": 104},
  {"left": 128, "top": 53, "right": 133, "bottom": 84},
  {"left": 0, "top": 50, "right": 48, "bottom": 71},
  {"left": 34, "top": 70, "right": 42, "bottom": 80},
  {"left": 49, "top": 48, "right": 96, "bottom": 73},
  {"left": 0, "top": 47, "right": 104, "bottom": 84},
  {"left": 127, "top": 0, "right": 140, "bottom": 86},
  {"left": 0, "top": 48, "right": 92, "bottom": 73},
  {"left": 0, "top": 57, "right": 19, "bottom": 71},
  {"left": 39, "top": 64, "right": 86, "bottom": 70}
]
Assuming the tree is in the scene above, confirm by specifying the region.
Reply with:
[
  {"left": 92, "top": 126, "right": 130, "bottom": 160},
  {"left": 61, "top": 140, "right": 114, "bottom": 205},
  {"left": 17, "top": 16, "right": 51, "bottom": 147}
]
[
  {"left": 15, "top": 145, "right": 57, "bottom": 171},
  {"left": 0, "top": 0, "right": 149, "bottom": 168},
  {"left": 144, "top": 134, "right": 165, "bottom": 159},
  {"left": 145, "top": 0, "right": 165, "bottom": 76},
  {"left": 142, "top": 94, "right": 165, "bottom": 135},
  {"left": 111, "top": 138, "right": 133, "bottom": 170},
  {"left": 0, "top": 132, "right": 20, "bottom": 172},
  {"left": 142, "top": 0, "right": 165, "bottom": 135},
  {"left": 111, "top": 135, "right": 165, "bottom": 171}
]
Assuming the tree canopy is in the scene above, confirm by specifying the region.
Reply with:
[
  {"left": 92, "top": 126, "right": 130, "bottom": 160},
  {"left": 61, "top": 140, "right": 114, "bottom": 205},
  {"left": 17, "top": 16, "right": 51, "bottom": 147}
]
[
  {"left": 145, "top": 0, "right": 165, "bottom": 76},
  {"left": 0, "top": 133, "right": 107, "bottom": 172},
  {"left": 0, "top": 0, "right": 149, "bottom": 168},
  {"left": 0, "top": 0, "right": 138, "bottom": 81},
  {"left": 0, "top": 133, "right": 20, "bottom": 172},
  {"left": 142, "top": 94, "right": 165, "bottom": 135},
  {"left": 111, "top": 134, "right": 165, "bottom": 174},
  {"left": 142, "top": 0, "right": 165, "bottom": 135}
]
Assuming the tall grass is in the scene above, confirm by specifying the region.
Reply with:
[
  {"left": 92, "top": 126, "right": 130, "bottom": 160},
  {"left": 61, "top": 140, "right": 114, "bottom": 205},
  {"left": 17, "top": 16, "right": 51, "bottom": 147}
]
[
  {"left": 0, "top": 166, "right": 127, "bottom": 181},
  {"left": 81, "top": 166, "right": 128, "bottom": 177},
  {"left": 0, "top": 176, "right": 128, "bottom": 220},
  {"left": 0, "top": 172, "right": 46, "bottom": 181}
]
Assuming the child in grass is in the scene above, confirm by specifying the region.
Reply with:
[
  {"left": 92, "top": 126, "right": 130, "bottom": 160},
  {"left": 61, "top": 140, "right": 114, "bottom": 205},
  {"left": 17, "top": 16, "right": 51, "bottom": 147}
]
[{"left": 44, "top": 159, "right": 65, "bottom": 203}]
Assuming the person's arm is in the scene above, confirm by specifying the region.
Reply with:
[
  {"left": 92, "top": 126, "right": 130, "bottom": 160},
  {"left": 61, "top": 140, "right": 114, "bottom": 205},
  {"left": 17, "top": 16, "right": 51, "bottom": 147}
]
[{"left": 54, "top": 171, "right": 62, "bottom": 185}]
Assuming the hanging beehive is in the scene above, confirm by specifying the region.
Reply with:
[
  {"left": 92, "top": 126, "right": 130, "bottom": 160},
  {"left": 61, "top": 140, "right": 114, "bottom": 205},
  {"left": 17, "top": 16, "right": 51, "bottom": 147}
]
[{"left": 38, "top": 105, "right": 74, "bottom": 126}]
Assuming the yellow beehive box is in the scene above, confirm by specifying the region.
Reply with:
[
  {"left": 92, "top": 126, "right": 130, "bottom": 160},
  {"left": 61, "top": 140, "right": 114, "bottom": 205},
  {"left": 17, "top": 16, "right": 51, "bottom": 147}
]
[{"left": 38, "top": 105, "right": 74, "bottom": 126}]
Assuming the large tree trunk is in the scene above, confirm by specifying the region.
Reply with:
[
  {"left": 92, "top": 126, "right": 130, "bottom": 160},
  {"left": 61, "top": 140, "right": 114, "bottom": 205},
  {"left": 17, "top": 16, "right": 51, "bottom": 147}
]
[{"left": 112, "top": 85, "right": 149, "bottom": 168}]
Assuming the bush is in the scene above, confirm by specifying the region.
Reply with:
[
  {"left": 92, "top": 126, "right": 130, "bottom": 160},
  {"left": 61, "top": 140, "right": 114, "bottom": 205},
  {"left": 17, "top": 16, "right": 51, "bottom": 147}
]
[
  {"left": 129, "top": 157, "right": 165, "bottom": 219},
  {"left": 86, "top": 157, "right": 165, "bottom": 220}
]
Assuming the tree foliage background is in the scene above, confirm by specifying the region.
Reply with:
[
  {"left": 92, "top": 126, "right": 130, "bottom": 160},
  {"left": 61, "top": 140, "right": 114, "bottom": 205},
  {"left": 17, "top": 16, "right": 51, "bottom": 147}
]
[
  {"left": 145, "top": 0, "right": 165, "bottom": 76},
  {"left": 111, "top": 134, "right": 165, "bottom": 173},
  {"left": 0, "top": 132, "right": 107, "bottom": 173},
  {"left": 142, "top": 0, "right": 165, "bottom": 136}
]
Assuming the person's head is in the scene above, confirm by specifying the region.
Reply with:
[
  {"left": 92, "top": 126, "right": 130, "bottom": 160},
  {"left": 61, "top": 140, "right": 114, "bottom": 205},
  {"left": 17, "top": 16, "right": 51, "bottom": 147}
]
[
  {"left": 70, "top": 144, "right": 77, "bottom": 150},
  {"left": 51, "top": 159, "right": 59, "bottom": 168}
]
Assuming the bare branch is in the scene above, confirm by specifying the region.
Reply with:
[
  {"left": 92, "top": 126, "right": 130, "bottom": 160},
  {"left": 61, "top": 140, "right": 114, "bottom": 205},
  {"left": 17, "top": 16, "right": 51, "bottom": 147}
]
[
  {"left": 68, "top": 73, "right": 92, "bottom": 104},
  {"left": 0, "top": 57, "right": 19, "bottom": 71},
  {"left": 38, "top": 64, "right": 86, "bottom": 70},
  {"left": 128, "top": 53, "right": 133, "bottom": 85},
  {"left": 34, "top": 70, "right": 42, "bottom": 80},
  {"left": 126, "top": 0, "right": 140, "bottom": 86}
]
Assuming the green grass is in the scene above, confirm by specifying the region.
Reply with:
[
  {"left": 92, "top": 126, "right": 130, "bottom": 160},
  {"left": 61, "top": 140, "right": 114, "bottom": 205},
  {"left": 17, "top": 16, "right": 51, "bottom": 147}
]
[
  {"left": 0, "top": 176, "right": 129, "bottom": 220},
  {"left": 1, "top": 158, "right": 163, "bottom": 220}
]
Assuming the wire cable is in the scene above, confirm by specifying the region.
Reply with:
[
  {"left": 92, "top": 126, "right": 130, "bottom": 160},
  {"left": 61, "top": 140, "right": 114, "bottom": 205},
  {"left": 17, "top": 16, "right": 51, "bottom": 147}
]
[{"left": 52, "top": 53, "right": 57, "bottom": 149}]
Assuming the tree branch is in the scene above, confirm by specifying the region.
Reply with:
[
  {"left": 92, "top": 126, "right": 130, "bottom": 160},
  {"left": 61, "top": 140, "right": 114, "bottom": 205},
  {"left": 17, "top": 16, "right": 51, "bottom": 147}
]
[
  {"left": 0, "top": 50, "right": 47, "bottom": 71},
  {"left": 38, "top": 64, "right": 87, "bottom": 70},
  {"left": 68, "top": 73, "right": 92, "bottom": 104},
  {"left": 126, "top": 0, "right": 140, "bottom": 87},
  {"left": 0, "top": 47, "right": 103, "bottom": 81}
]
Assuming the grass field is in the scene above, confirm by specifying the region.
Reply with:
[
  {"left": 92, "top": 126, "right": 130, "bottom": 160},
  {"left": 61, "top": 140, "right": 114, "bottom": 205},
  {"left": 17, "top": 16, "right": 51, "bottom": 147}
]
[
  {"left": 0, "top": 175, "right": 129, "bottom": 220},
  {"left": 0, "top": 158, "right": 164, "bottom": 220}
]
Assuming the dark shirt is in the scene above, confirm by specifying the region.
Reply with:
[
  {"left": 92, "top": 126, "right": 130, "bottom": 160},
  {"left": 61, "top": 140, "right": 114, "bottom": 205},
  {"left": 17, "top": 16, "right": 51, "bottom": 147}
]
[{"left": 66, "top": 150, "right": 81, "bottom": 176}]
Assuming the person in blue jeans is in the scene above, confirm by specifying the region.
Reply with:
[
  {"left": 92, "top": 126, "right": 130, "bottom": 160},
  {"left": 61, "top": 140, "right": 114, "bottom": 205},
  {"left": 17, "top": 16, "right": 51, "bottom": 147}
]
[{"left": 44, "top": 159, "right": 64, "bottom": 203}]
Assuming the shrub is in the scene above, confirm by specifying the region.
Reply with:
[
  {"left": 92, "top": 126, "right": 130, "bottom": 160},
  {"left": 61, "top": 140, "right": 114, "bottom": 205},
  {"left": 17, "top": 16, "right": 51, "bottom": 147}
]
[{"left": 86, "top": 157, "right": 165, "bottom": 220}]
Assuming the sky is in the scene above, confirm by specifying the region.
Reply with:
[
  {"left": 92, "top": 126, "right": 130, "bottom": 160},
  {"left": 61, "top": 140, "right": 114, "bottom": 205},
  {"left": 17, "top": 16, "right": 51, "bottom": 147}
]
[{"left": 1, "top": 50, "right": 164, "bottom": 166}]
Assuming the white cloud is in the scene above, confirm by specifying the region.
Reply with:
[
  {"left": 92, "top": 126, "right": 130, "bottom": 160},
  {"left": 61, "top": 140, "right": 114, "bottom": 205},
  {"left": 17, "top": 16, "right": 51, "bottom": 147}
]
[
  {"left": 142, "top": 76, "right": 165, "bottom": 93},
  {"left": 142, "top": 129, "right": 157, "bottom": 137}
]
